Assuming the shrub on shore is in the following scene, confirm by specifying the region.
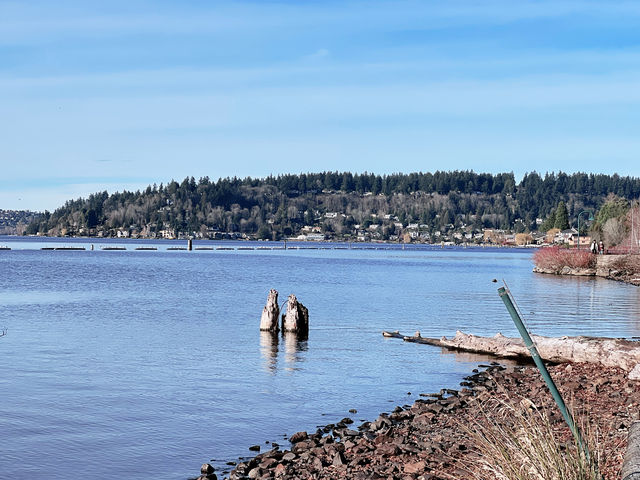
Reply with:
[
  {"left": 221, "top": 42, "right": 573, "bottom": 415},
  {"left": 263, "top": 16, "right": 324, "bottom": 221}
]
[
  {"left": 533, "top": 246, "right": 596, "bottom": 273},
  {"left": 609, "top": 254, "right": 640, "bottom": 277}
]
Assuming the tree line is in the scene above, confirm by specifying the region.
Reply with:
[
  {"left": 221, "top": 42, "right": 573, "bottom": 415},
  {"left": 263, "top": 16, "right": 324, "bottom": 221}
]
[{"left": 25, "top": 171, "right": 640, "bottom": 240}]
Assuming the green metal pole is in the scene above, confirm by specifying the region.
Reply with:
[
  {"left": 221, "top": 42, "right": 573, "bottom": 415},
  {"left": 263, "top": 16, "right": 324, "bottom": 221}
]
[{"left": 497, "top": 286, "right": 594, "bottom": 465}]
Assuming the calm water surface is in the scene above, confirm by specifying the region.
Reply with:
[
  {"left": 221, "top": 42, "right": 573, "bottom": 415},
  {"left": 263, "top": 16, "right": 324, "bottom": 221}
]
[{"left": 1, "top": 237, "right": 639, "bottom": 479}]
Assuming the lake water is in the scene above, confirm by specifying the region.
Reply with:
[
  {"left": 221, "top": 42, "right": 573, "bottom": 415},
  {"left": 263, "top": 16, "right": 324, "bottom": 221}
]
[{"left": 1, "top": 237, "right": 639, "bottom": 479}]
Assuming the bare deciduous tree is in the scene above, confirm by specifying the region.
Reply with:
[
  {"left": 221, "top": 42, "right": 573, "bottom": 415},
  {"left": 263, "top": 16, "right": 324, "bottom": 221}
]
[{"left": 603, "top": 217, "right": 628, "bottom": 246}]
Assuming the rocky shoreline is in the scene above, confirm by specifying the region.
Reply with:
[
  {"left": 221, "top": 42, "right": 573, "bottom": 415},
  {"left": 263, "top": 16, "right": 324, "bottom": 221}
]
[{"left": 196, "top": 361, "right": 638, "bottom": 480}]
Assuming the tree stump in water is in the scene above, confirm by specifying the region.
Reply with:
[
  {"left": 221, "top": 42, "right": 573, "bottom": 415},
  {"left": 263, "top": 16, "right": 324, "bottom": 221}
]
[
  {"left": 259, "top": 289, "right": 280, "bottom": 332},
  {"left": 282, "top": 294, "right": 309, "bottom": 335}
]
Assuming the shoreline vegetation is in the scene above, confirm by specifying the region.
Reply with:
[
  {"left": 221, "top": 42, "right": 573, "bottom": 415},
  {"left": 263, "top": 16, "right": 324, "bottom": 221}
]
[
  {"left": 14, "top": 171, "right": 640, "bottom": 247},
  {"left": 533, "top": 248, "right": 640, "bottom": 286},
  {"left": 202, "top": 361, "right": 635, "bottom": 480}
]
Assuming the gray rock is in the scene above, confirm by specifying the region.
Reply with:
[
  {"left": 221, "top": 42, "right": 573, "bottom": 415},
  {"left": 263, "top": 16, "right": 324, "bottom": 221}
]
[
  {"left": 288, "top": 431, "right": 308, "bottom": 443},
  {"left": 333, "top": 451, "right": 346, "bottom": 466},
  {"left": 247, "top": 467, "right": 261, "bottom": 479},
  {"left": 196, "top": 475, "right": 217, "bottom": 480},
  {"left": 282, "top": 452, "right": 297, "bottom": 462}
]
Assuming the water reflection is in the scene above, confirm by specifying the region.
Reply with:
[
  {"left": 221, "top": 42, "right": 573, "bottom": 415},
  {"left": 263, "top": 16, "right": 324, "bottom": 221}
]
[
  {"left": 259, "top": 331, "right": 279, "bottom": 373},
  {"left": 284, "top": 331, "right": 308, "bottom": 370},
  {"left": 259, "top": 330, "right": 308, "bottom": 373}
]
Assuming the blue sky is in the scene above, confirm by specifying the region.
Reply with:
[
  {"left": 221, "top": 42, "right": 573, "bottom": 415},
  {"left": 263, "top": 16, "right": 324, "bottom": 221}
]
[{"left": 2, "top": 0, "right": 640, "bottom": 211}]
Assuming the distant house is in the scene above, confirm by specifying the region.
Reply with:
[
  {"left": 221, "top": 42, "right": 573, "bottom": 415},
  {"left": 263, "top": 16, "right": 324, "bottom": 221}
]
[
  {"left": 531, "top": 232, "right": 547, "bottom": 245},
  {"left": 502, "top": 234, "right": 516, "bottom": 246},
  {"left": 555, "top": 228, "right": 578, "bottom": 244},
  {"left": 299, "top": 233, "right": 325, "bottom": 241},
  {"left": 568, "top": 234, "right": 592, "bottom": 248}
]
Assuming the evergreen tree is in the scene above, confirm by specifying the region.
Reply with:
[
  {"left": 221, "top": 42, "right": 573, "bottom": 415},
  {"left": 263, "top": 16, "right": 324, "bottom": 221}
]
[
  {"left": 554, "top": 201, "right": 570, "bottom": 230},
  {"left": 540, "top": 209, "right": 556, "bottom": 232}
]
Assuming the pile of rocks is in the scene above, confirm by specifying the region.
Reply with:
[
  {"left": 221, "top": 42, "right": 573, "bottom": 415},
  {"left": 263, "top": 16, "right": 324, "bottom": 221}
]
[{"left": 199, "top": 362, "right": 639, "bottom": 480}]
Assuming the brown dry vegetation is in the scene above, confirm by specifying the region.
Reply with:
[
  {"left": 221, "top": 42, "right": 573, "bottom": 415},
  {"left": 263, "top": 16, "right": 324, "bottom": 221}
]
[{"left": 533, "top": 246, "right": 596, "bottom": 273}]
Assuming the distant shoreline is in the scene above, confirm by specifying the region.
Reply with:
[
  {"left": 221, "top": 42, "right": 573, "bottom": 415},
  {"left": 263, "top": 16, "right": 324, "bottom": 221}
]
[{"left": 0, "top": 233, "right": 540, "bottom": 250}]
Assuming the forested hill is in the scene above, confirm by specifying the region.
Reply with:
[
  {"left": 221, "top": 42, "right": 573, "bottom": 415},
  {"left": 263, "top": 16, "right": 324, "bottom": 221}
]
[{"left": 25, "top": 171, "right": 640, "bottom": 241}]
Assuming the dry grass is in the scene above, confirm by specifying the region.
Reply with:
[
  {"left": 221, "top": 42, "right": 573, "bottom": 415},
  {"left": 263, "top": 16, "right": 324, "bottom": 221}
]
[
  {"left": 533, "top": 247, "right": 596, "bottom": 273},
  {"left": 460, "top": 398, "right": 603, "bottom": 480},
  {"left": 609, "top": 254, "right": 640, "bottom": 277}
]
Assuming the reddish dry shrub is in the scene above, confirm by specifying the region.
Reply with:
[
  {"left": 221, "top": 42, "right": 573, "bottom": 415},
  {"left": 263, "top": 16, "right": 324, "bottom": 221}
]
[
  {"left": 533, "top": 246, "right": 596, "bottom": 272},
  {"left": 609, "top": 255, "right": 640, "bottom": 276}
]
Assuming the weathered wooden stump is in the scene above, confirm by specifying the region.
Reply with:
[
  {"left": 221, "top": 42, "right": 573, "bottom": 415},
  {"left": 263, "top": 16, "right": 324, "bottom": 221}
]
[
  {"left": 282, "top": 294, "right": 309, "bottom": 335},
  {"left": 259, "top": 289, "right": 280, "bottom": 332}
]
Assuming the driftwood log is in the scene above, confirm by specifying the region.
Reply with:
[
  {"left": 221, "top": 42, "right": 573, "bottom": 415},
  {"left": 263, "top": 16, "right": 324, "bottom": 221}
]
[
  {"left": 383, "top": 330, "right": 640, "bottom": 379},
  {"left": 260, "top": 289, "right": 280, "bottom": 332},
  {"left": 623, "top": 421, "right": 640, "bottom": 480}
]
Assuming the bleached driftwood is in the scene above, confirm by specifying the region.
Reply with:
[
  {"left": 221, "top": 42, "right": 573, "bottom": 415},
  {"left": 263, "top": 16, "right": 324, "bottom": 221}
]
[
  {"left": 622, "top": 422, "right": 640, "bottom": 480},
  {"left": 384, "top": 330, "right": 640, "bottom": 379}
]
